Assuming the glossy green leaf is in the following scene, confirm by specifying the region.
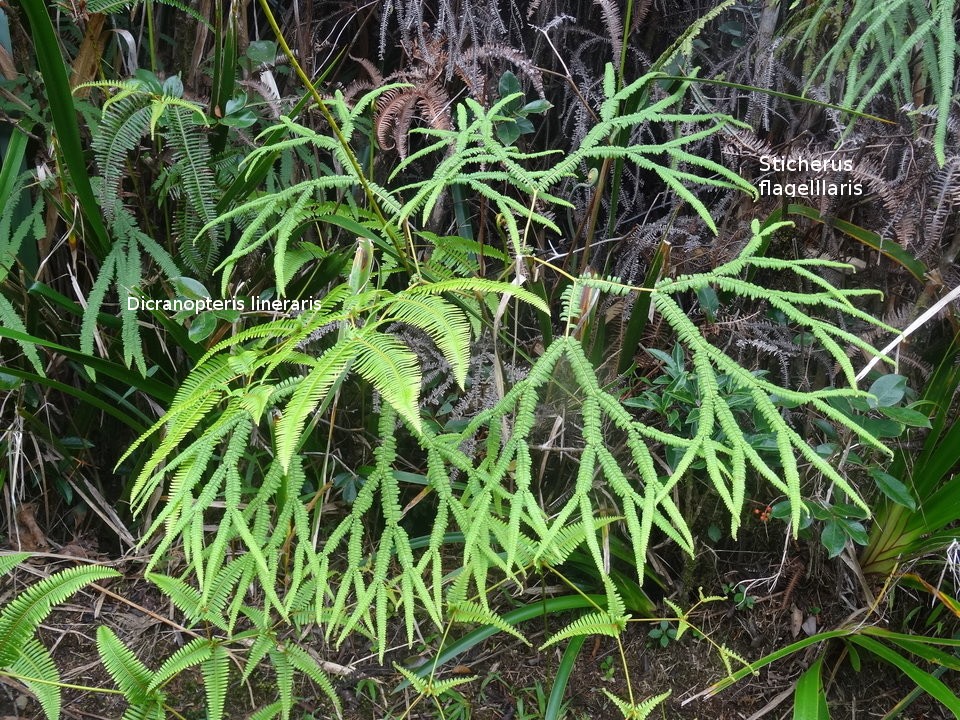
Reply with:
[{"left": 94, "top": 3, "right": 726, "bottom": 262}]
[
  {"left": 867, "top": 374, "right": 907, "bottom": 408},
  {"left": 173, "top": 276, "right": 212, "bottom": 300},
  {"left": 821, "top": 521, "right": 846, "bottom": 558},
  {"left": 793, "top": 657, "right": 830, "bottom": 720},
  {"left": 870, "top": 469, "right": 916, "bottom": 510},
  {"left": 877, "top": 406, "right": 931, "bottom": 428},
  {"left": 188, "top": 312, "right": 218, "bottom": 342}
]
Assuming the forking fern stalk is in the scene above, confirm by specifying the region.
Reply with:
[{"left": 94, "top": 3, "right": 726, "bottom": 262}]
[
  {"left": 121, "top": 219, "right": 895, "bottom": 659},
  {"left": 116, "top": 50, "right": 897, "bottom": 659}
]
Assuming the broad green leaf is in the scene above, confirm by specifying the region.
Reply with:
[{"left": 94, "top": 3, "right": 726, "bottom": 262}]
[
  {"left": 877, "top": 406, "right": 931, "bottom": 428},
  {"left": 867, "top": 374, "right": 907, "bottom": 408},
  {"left": 840, "top": 519, "right": 869, "bottom": 546},
  {"left": 174, "top": 277, "right": 212, "bottom": 300},
  {"left": 870, "top": 469, "right": 916, "bottom": 510},
  {"left": 499, "top": 71, "right": 522, "bottom": 98},
  {"left": 821, "top": 521, "right": 846, "bottom": 558},
  {"left": 188, "top": 312, "right": 218, "bottom": 342}
]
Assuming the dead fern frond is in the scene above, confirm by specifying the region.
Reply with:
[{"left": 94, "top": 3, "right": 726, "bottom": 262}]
[
  {"left": 463, "top": 44, "right": 546, "bottom": 98},
  {"left": 375, "top": 84, "right": 451, "bottom": 158},
  {"left": 594, "top": 0, "right": 623, "bottom": 70}
]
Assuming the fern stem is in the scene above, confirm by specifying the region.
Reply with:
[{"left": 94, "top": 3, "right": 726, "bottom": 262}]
[
  {"left": 256, "top": 0, "right": 410, "bottom": 270},
  {"left": 619, "top": 0, "right": 635, "bottom": 86},
  {"left": 0, "top": 670, "right": 126, "bottom": 695},
  {"left": 145, "top": 0, "right": 158, "bottom": 72},
  {"left": 615, "top": 635, "right": 636, "bottom": 706}
]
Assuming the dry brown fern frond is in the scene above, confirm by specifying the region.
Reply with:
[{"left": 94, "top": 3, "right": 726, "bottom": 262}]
[
  {"left": 375, "top": 83, "right": 452, "bottom": 158},
  {"left": 594, "top": 0, "right": 623, "bottom": 70},
  {"left": 342, "top": 55, "right": 384, "bottom": 103},
  {"left": 928, "top": 155, "right": 960, "bottom": 247},
  {"left": 365, "top": 28, "right": 541, "bottom": 159}
]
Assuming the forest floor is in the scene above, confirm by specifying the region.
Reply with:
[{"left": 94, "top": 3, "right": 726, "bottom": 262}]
[{"left": 2, "top": 522, "right": 957, "bottom": 720}]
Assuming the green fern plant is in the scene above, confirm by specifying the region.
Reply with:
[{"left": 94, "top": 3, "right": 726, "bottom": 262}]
[
  {"left": 121, "top": 217, "right": 895, "bottom": 663},
  {"left": 795, "top": 0, "right": 958, "bottom": 165},
  {"left": 146, "top": 571, "right": 341, "bottom": 718},
  {"left": 0, "top": 555, "right": 120, "bottom": 720},
  {"left": 203, "top": 63, "right": 755, "bottom": 300},
  {"left": 393, "top": 63, "right": 757, "bottom": 241},
  {"left": 95, "top": 626, "right": 239, "bottom": 720},
  {"left": 60, "top": 73, "right": 218, "bottom": 376},
  {"left": 0, "top": 159, "right": 45, "bottom": 374},
  {"left": 603, "top": 690, "right": 671, "bottom": 720},
  {"left": 84, "top": 72, "right": 220, "bottom": 274},
  {"left": 119, "top": 259, "right": 548, "bottom": 647}
]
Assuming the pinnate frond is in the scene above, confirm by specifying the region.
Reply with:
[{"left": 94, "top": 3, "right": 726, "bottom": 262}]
[{"left": 0, "top": 565, "right": 120, "bottom": 666}]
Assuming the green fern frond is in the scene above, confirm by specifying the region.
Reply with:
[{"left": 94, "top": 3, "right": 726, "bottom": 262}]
[
  {"left": 716, "top": 642, "right": 752, "bottom": 677},
  {"left": 602, "top": 689, "right": 671, "bottom": 720},
  {"left": 0, "top": 565, "right": 120, "bottom": 666},
  {"left": 167, "top": 107, "right": 219, "bottom": 273},
  {"left": 274, "top": 339, "right": 356, "bottom": 472},
  {"left": 92, "top": 96, "right": 152, "bottom": 218},
  {"left": 147, "top": 637, "right": 214, "bottom": 692},
  {"left": 0, "top": 177, "right": 44, "bottom": 372},
  {"left": 201, "top": 554, "right": 255, "bottom": 627},
  {"left": 267, "top": 647, "right": 295, "bottom": 719},
  {"left": 0, "top": 553, "right": 28, "bottom": 577},
  {"left": 248, "top": 701, "right": 283, "bottom": 720},
  {"left": 448, "top": 601, "right": 530, "bottom": 644},
  {"left": 96, "top": 626, "right": 160, "bottom": 704},
  {"left": 230, "top": 507, "right": 287, "bottom": 619},
  {"left": 352, "top": 330, "right": 423, "bottom": 432},
  {"left": 201, "top": 643, "right": 230, "bottom": 720},
  {"left": 241, "top": 633, "right": 276, "bottom": 684},
  {"left": 145, "top": 573, "right": 204, "bottom": 622},
  {"left": 933, "top": 0, "right": 956, "bottom": 165},
  {"left": 282, "top": 643, "right": 341, "bottom": 714},
  {"left": 803, "top": 0, "right": 958, "bottom": 163},
  {"left": 541, "top": 610, "right": 628, "bottom": 649},
  {"left": 393, "top": 663, "right": 478, "bottom": 697},
  {"left": 79, "top": 245, "right": 118, "bottom": 373},
  {"left": 404, "top": 278, "right": 551, "bottom": 316},
  {"left": 383, "top": 293, "right": 472, "bottom": 387},
  {"left": 0, "top": 173, "right": 42, "bottom": 283},
  {"left": 0, "top": 296, "right": 44, "bottom": 374},
  {"left": 119, "top": 230, "right": 145, "bottom": 374},
  {"left": 86, "top": 0, "right": 211, "bottom": 27},
  {"left": 10, "top": 638, "right": 60, "bottom": 720}
]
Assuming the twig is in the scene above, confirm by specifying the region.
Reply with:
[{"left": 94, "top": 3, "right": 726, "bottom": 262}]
[{"left": 857, "top": 283, "right": 960, "bottom": 381}]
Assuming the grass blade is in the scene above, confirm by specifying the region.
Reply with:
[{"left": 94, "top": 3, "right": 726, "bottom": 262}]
[
  {"left": 793, "top": 657, "right": 830, "bottom": 719},
  {"left": 545, "top": 635, "right": 586, "bottom": 720}
]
